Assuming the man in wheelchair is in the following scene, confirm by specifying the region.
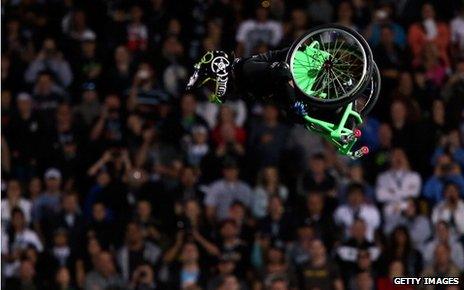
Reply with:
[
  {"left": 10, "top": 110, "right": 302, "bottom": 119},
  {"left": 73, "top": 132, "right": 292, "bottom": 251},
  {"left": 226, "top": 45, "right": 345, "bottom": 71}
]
[
  {"left": 186, "top": 26, "right": 379, "bottom": 159},
  {"left": 186, "top": 49, "right": 307, "bottom": 122}
]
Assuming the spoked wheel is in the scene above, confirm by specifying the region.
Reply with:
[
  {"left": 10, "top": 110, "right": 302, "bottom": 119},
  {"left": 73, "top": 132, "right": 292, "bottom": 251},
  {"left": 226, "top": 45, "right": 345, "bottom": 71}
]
[
  {"left": 287, "top": 24, "right": 373, "bottom": 108},
  {"left": 354, "top": 61, "right": 381, "bottom": 116}
]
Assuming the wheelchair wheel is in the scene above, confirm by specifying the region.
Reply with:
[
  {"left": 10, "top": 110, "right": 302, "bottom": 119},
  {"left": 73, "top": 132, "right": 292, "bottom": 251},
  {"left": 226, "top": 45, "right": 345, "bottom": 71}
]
[
  {"left": 354, "top": 61, "right": 381, "bottom": 116},
  {"left": 286, "top": 24, "right": 373, "bottom": 108}
]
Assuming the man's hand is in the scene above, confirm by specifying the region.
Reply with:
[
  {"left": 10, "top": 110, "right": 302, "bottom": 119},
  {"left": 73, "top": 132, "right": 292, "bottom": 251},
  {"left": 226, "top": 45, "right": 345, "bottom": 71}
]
[{"left": 292, "top": 101, "right": 308, "bottom": 117}]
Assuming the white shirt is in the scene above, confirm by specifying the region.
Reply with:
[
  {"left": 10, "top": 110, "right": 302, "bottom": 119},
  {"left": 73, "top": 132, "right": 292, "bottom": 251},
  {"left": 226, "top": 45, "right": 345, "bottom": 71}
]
[
  {"left": 376, "top": 169, "right": 421, "bottom": 205},
  {"left": 432, "top": 200, "right": 464, "bottom": 236},
  {"left": 6, "top": 229, "right": 43, "bottom": 253},
  {"left": 1, "top": 198, "right": 32, "bottom": 225},
  {"left": 333, "top": 203, "right": 381, "bottom": 241},
  {"left": 204, "top": 179, "right": 252, "bottom": 220},
  {"left": 423, "top": 239, "right": 464, "bottom": 270},
  {"left": 451, "top": 15, "right": 464, "bottom": 50},
  {"left": 236, "top": 20, "right": 283, "bottom": 56}
]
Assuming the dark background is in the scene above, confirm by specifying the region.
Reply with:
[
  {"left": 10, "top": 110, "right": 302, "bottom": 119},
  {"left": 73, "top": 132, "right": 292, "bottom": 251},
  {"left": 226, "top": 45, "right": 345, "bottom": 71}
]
[{"left": 1, "top": 0, "right": 464, "bottom": 290}]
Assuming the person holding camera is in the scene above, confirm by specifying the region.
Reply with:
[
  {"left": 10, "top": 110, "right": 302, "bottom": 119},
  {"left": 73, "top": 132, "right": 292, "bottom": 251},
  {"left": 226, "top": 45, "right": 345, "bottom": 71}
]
[
  {"left": 160, "top": 236, "right": 209, "bottom": 289},
  {"left": 131, "top": 264, "right": 156, "bottom": 290},
  {"left": 431, "top": 182, "right": 464, "bottom": 241},
  {"left": 25, "top": 38, "right": 73, "bottom": 88},
  {"left": 423, "top": 153, "right": 464, "bottom": 205}
]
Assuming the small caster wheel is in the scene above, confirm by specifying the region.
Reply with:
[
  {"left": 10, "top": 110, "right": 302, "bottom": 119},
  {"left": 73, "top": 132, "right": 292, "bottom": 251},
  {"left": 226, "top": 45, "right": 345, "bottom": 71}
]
[
  {"left": 354, "top": 146, "right": 369, "bottom": 158},
  {"left": 341, "top": 132, "right": 357, "bottom": 144}
]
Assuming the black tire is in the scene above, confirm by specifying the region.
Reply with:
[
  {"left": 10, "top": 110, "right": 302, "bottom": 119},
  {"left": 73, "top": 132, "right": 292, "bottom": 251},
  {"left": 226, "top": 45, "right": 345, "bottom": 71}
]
[
  {"left": 286, "top": 24, "right": 374, "bottom": 109},
  {"left": 356, "top": 61, "right": 381, "bottom": 116}
]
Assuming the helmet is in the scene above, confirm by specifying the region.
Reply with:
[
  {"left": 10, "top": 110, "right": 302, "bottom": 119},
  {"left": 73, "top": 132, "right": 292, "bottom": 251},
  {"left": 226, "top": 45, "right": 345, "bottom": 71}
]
[{"left": 186, "top": 51, "right": 231, "bottom": 104}]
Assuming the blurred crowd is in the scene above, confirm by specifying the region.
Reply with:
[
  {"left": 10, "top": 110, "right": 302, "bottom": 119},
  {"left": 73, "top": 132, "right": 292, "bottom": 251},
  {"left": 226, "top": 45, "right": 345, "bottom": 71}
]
[{"left": 1, "top": 0, "right": 464, "bottom": 290}]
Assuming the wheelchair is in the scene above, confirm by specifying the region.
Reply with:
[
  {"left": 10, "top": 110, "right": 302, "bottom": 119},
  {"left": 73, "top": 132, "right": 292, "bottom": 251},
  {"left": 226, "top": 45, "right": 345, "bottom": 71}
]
[{"left": 286, "top": 24, "right": 380, "bottom": 159}]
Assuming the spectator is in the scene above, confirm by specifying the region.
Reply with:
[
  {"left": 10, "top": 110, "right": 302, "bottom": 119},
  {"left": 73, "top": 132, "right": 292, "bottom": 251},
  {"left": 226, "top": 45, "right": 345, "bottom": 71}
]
[
  {"left": 382, "top": 226, "right": 423, "bottom": 276},
  {"left": 25, "top": 38, "right": 73, "bottom": 88},
  {"left": 267, "top": 276, "right": 290, "bottom": 290},
  {"left": 252, "top": 166, "right": 289, "bottom": 219},
  {"left": 258, "top": 196, "right": 294, "bottom": 243},
  {"left": 184, "top": 125, "right": 210, "bottom": 167},
  {"left": 339, "top": 163, "right": 375, "bottom": 203},
  {"left": 383, "top": 198, "right": 432, "bottom": 251},
  {"left": 419, "top": 243, "right": 461, "bottom": 290},
  {"left": 334, "top": 183, "right": 381, "bottom": 241},
  {"left": 84, "top": 251, "right": 126, "bottom": 290},
  {"left": 307, "top": 0, "right": 333, "bottom": 25},
  {"left": 62, "top": 10, "right": 96, "bottom": 43},
  {"left": 6, "top": 93, "right": 41, "bottom": 181},
  {"left": 5, "top": 207, "right": 43, "bottom": 254},
  {"left": 353, "top": 271, "right": 375, "bottom": 290},
  {"left": 75, "top": 237, "right": 103, "bottom": 287},
  {"left": 367, "top": 4, "right": 407, "bottom": 48},
  {"left": 373, "top": 25, "right": 405, "bottom": 85},
  {"left": 54, "top": 266, "right": 75, "bottom": 290},
  {"left": 377, "top": 260, "right": 414, "bottom": 290},
  {"left": 282, "top": 9, "right": 310, "bottom": 45},
  {"left": 32, "top": 168, "right": 63, "bottom": 225},
  {"left": 85, "top": 202, "right": 115, "bottom": 249},
  {"left": 300, "top": 190, "right": 338, "bottom": 249},
  {"left": 375, "top": 148, "right": 421, "bottom": 212},
  {"left": 431, "top": 182, "right": 464, "bottom": 240},
  {"left": 450, "top": 7, "right": 464, "bottom": 58},
  {"left": 422, "top": 221, "right": 464, "bottom": 270},
  {"left": 335, "top": 1, "right": 358, "bottom": 31},
  {"left": 116, "top": 222, "right": 161, "bottom": 281},
  {"left": 74, "top": 33, "right": 102, "bottom": 85},
  {"left": 432, "top": 129, "right": 464, "bottom": 169},
  {"left": 254, "top": 243, "right": 296, "bottom": 289},
  {"left": 52, "top": 192, "right": 85, "bottom": 251},
  {"left": 1, "top": 179, "right": 32, "bottom": 227},
  {"left": 248, "top": 104, "right": 289, "bottom": 169},
  {"left": 41, "top": 229, "right": 76, "bottom": 282},
  {"left": 131, "top": 264, "right": 156, "bottom": 290},
  {"left": 204, "top": 159, "right": 252, "bottom": 221},
  {"left": 236, "top": 5, "right": 283, "bottom": 57},
  {"left": 161, "top": 93, "right": 209, "bottom": 144},
  {"left": 74, "top": 82, "right": 101, "bottom": 127},
  {"left": 4, "top": 259, "right": 39, "bottom": 290},
  {"left": 159, "top": 241, "right": 207, "bottom": 289},
  {"left": 423, "top": 153, "right": 464, "bottom": 204},
  {"left": 298, "top": 153, "right": 337, "bottom": 195},
  {"left": 207, "top": 255, "right": 245, "bottom": 290},
  {"left": 126, "top": 5, "right": 148, "bottom": 52},
  {"left": 408, "top": 3, "right": 450, "bottom": 66},
  {"left": 298, "top": 239, "right": 344, "bottom": 290},
  {"left": 89, "top": 94, "right": 125, "bottom": 145},
  {"left": 106, "top": 46, "right": 133, "bottom": 94},
  {"left": 363, "top": 123, "right": 393, "bottom": 182},
  {"left": 216, "top": 219, "right": 250, "bottom": 277},
  {"left": 335, "top": 219, "right": 380, "bottom": 283}
]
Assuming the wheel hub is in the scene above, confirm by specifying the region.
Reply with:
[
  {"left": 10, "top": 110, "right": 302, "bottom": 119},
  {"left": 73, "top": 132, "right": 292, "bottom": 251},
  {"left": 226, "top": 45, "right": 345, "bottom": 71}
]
[{"left": 323, "top": 59, "right": 333, "bottom": 70}]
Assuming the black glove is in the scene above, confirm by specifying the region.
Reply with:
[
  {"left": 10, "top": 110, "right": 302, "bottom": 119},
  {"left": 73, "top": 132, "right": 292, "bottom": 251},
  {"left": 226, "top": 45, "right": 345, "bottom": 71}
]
[{"left": 292, "top": 101, "right": 308, "bottom": 117}]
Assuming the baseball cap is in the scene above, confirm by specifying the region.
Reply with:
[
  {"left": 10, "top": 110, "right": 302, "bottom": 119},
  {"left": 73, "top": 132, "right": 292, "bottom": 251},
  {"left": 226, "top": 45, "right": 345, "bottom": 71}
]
[{"left": 44, "top": 168, "right": 62, "bottom": 180}]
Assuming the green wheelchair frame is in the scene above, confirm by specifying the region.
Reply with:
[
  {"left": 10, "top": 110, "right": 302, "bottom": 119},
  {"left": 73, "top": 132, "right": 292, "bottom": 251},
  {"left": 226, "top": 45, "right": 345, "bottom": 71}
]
[{"left": 291, "top": 40, "right": 370, "bottom": 159}]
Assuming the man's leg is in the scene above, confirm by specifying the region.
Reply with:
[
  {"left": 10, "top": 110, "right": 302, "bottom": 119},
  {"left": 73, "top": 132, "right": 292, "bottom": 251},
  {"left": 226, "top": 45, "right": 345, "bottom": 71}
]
[{"left": 271, "top": 61, "right": 308, "bottom": 123}]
